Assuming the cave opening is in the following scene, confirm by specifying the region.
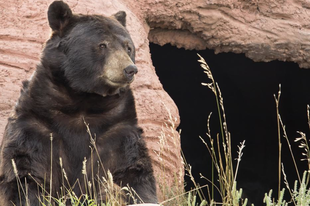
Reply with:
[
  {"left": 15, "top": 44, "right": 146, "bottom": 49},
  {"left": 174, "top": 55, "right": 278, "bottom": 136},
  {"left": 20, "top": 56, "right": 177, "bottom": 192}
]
[{"left": 149, "top": 43, "right": 310, "bottom": 204}]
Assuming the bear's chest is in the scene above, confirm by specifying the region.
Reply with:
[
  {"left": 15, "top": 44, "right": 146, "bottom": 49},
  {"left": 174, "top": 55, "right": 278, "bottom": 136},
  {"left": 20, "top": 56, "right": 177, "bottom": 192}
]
[{"left": 53, "top": 114, "right": 112, "bottom": 177}]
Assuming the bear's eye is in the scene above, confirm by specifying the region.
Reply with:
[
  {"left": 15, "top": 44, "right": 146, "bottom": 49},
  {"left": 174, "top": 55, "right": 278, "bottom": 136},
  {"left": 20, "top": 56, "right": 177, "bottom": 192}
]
[
  {"left": 127, "top": 46, "right": 132, "bottom": 54},
  {"left": 99, "top": 43, "right": 107, "bottom": 49}
]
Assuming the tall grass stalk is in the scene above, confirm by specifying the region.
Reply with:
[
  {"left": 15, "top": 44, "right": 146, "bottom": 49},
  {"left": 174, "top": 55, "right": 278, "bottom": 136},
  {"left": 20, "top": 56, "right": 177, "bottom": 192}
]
[
  {"left": 197, "top": 54, "right": 246, "bottom": 205},
  {"left": 50, "top": 133, "right": 53, "bottom": 205},
  {"left": 274, "top": 84, "right": 282, "bottom": 200},
  {"left": 154, "top": 102, "right": 189, "bottom": 205},
  {"left": 265, "top": 80, "right": 310, "bottom": 206},
  {"left": 12, "top": 159, "right": 25, "bottom": 206},
  {"left": 281, "top": 163, "right": 296, "bottom": 206},
  {"left": 198, "top": 53, "right": 222, "bottom": 199},
  {"left": 279, "top": 112, "right": 301, "bottom": 184}
]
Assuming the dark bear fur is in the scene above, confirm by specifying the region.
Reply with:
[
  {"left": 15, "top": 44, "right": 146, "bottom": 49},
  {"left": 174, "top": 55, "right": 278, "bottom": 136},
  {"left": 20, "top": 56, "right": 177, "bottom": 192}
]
[{"left": 0, "top": 1, "right": 157, "bottom": 205}]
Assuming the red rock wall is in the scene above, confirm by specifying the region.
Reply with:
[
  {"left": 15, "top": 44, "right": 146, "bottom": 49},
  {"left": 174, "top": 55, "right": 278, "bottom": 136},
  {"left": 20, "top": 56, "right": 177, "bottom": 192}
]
[{"left": 143, "top": 0, "right": 310, "bottom": 68}]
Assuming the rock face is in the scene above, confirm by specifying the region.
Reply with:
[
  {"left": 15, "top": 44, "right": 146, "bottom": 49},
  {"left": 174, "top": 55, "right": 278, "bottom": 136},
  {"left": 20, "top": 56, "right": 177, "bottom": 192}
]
[{"left": 143, "top": 0, "right": 310, "bottom": 69}]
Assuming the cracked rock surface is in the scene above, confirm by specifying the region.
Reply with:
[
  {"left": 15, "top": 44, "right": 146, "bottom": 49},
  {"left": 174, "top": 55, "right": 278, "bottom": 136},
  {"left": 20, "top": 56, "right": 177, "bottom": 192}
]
[{"left": 143, "top": 0, "right": 310, "bottom": 68}]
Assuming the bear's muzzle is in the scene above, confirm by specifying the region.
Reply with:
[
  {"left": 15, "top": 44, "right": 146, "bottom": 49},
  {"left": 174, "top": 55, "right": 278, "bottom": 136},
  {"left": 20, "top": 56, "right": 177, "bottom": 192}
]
[{"left": 124, "top": 64, "right": 138, "bottom": 82}]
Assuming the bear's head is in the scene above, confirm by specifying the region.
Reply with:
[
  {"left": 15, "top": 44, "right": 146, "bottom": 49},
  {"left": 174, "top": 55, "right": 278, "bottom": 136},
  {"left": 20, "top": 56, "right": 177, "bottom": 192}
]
[{"left": 43, "top": 1, "right": 137, "bottom": 96}]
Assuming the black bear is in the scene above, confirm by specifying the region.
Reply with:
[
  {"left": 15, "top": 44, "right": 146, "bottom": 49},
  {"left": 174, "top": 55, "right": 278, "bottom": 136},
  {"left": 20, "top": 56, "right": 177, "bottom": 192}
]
[{"left": 0, "top": 1, "right": 158, "bottom": 205}]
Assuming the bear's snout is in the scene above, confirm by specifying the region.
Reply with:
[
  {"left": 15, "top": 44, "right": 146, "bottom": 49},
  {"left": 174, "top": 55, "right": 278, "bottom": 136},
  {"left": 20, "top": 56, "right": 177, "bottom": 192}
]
[{"left": 124, "top": 65, "right": 138, "bottom": 81}]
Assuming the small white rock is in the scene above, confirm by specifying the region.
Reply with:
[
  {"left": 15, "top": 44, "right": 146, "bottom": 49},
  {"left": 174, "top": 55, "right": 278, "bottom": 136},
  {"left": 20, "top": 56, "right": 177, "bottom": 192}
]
[{"left": 127, "top": 204, "right": 161, "bottom": 206}]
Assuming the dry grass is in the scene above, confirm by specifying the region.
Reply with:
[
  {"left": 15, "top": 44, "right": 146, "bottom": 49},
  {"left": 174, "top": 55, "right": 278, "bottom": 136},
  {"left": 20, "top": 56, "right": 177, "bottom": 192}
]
[
  {"left": 197, "top": 54, "right": 248, "bottom": 206},
  {"left": 195, "top": 55, "right": 310, "bottom": 206}
]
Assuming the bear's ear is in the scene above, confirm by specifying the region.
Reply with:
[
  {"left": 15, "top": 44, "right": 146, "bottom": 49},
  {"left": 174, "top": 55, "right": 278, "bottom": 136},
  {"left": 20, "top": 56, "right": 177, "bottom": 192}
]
[
  {"left": 113, "top": 11, "right": 126, "bottom": 27},
  {"left": 48, "top": 1, "right": 73, "bottom": 31}
]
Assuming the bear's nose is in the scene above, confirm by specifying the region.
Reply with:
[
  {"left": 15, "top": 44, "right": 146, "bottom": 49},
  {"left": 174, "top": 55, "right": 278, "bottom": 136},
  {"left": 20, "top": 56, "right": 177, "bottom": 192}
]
[{"left": 124, "top": 65, "right": 138, "bottom": 80}]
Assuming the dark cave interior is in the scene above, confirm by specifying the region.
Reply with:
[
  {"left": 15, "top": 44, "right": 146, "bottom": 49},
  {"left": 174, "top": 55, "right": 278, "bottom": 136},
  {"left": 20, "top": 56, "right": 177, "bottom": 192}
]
[{"left": 149, "top": 43, "right": 310, "bottom": 205}]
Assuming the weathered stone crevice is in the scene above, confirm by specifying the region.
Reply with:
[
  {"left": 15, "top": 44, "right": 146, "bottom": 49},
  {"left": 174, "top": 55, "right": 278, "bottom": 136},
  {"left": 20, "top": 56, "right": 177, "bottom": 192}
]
[
  {"left": 149, "top": 29, "right": 207, "bottom": 50},
  {"left": 142, "top": 0, "right": 310, "bottom": 68}
]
